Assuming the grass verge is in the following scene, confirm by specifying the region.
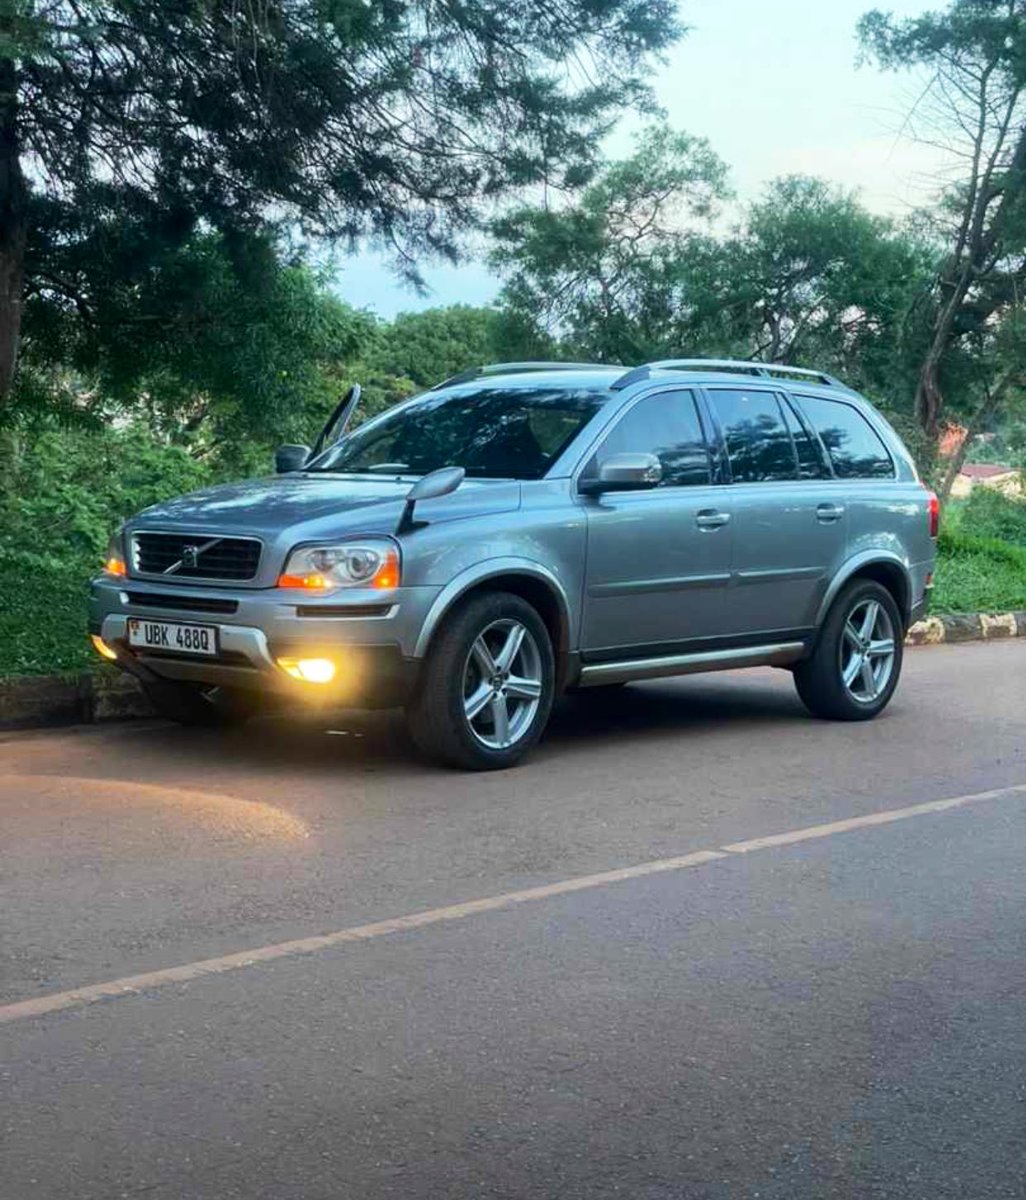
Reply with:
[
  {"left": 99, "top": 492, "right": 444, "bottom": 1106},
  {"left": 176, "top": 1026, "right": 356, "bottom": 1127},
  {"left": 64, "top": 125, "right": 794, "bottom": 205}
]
[{"left": 930, "top": 529, "right": 1026, "bottom": 616}]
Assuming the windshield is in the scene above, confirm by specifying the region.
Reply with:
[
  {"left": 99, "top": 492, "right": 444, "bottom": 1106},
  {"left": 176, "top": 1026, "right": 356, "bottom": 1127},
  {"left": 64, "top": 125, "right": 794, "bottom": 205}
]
[{"left": 307, "top": 385, "right": 610, "bottom": 480}]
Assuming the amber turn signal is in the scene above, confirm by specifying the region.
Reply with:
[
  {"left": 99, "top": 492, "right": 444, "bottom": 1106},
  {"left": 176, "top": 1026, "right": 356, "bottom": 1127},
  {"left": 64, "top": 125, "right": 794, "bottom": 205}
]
[
  {"left": 277, "top": 572, "right": 333, "bottom": 590},
  {"left": 90, "top": 634, "right": 119, "bottom": 661}
]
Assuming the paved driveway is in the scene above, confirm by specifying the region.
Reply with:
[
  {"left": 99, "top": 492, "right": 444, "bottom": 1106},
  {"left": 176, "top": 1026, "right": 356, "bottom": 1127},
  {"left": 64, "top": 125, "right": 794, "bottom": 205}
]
[{"left": 3, "top": 642, "right": 1025, "bottom": 1198}]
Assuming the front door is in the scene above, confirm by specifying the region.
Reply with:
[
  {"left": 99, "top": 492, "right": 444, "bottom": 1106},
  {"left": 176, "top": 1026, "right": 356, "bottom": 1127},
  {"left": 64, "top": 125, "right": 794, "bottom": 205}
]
[{"left": 579, "top": 388, "right": 734, "bottom": 657}]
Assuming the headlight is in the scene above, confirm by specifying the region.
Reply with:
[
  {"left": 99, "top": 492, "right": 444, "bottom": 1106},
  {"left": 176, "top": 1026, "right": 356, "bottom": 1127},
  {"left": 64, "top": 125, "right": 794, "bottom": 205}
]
[
  {"left": 278, "top": 537, "right": 400, "bottom": 591},
  {"left": 103, "top": 531, "right": 127, "bottom": 578}
]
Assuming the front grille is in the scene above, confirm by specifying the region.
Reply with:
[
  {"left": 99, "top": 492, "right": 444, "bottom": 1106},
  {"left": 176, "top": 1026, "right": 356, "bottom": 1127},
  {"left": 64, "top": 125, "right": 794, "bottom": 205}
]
[
  {"left": 131, "top": 532, "right": 261, "bottom": 582},
  {"left": 124, "top": 591, "right": 239, "bottom": 615}
]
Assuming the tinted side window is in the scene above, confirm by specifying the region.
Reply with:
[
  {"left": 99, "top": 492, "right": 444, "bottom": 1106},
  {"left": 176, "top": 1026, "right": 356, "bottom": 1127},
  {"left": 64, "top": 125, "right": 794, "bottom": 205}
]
[
  {"left": 591, "top": 390, "right": 710, "bottom": 487},
  {"left": 710, "top": 389, "right": 797, "bottom": 483},
  {"left": 781, "top": 396, "right": 829, "bottom": 479},
  {"left": 798, "top": 395, "right": 894, "bottom": 479}
]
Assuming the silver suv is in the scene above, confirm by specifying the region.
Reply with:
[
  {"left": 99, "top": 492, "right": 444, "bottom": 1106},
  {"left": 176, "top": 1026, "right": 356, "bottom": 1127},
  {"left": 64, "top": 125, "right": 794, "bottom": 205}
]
[{"left": 90, "top": 360, "right": 938, "bottom": 769}]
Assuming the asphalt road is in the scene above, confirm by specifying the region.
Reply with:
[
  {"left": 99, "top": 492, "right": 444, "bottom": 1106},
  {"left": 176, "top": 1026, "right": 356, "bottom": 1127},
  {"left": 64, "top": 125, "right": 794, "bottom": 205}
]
[{"left": 2, "top": 642, "right": 1026, "bottom": 1199}]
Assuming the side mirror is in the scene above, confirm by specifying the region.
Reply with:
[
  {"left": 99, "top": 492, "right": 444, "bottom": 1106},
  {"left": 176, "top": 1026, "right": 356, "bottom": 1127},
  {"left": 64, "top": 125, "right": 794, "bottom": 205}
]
[
  {"left": 579, "top": 452, "right": 662, "bottom": 494},
  {"left": 397, "top": 466, "right": 466, "bottom": 534},
  {"left": 406, "top": 465, "right": 466, "bottom": 503},
  {"left": 275, "top": 444, "right": 311, "bottom": 474}
]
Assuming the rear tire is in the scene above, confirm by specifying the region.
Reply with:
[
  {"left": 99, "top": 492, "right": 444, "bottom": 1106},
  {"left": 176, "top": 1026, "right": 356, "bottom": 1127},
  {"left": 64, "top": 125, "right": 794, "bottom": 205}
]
[
  {"left": 140, "top": 677, "right": 262, "bottom": 728},
  {"left": 406, "top": 591, "right": 555, "bottom": 770},
  {"left": 794, "top": 579, "right": 903, "bottom": 721}
]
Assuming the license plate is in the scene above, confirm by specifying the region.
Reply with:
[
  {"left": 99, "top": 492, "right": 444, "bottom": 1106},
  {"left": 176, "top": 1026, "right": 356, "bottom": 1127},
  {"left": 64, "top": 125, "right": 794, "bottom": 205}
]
[{"left": 127, "top": 618, "right": 218, "bottom": 657}]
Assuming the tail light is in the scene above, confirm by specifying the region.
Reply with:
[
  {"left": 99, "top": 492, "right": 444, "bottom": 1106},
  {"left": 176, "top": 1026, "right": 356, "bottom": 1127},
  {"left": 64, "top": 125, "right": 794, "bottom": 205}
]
[{"left": 927, "top": 491, "right": 940, "bottom": 538}]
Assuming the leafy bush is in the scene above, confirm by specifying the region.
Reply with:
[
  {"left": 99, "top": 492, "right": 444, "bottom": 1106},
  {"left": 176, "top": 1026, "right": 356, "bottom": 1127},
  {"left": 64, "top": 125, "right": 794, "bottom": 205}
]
[
  {"left": 958, "top": 485, "right": 1026, "bottom": 547},
  {"left": 930, "top": 527, "right": 1026, "bottom": 615},
  {"left": 0, "top": 424, "right": 219, "bottom": 675}
]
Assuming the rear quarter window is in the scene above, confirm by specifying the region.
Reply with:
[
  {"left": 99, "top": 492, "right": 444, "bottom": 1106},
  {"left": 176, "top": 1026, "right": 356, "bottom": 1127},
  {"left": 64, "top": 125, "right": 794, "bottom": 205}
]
[{"left": 797, "top": 395, "right": 894, "bottom": 479}]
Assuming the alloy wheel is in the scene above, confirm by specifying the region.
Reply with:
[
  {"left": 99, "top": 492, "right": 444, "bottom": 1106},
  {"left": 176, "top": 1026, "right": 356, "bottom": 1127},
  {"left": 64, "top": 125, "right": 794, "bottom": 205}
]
[
  {"left": 462, "top": 619, "right": 543, "bottom": 750},
  {"left": 839, "top": 598, "right": 896, "bottom": 704}
]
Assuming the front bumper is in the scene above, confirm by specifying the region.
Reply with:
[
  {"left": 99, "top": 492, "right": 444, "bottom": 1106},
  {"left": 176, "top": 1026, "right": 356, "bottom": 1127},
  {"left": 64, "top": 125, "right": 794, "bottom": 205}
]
[{"left": 89, "top": 576, "right": 437, "bottom": 707}]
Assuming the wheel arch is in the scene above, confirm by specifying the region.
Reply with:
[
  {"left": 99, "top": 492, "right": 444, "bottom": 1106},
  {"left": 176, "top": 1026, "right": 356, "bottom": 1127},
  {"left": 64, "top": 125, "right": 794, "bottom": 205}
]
[
  {"left": 414, "top": 559, "right": 574, "bottom": 687},
  {"left": 817, "top": 553, "right": 912, "bottom": 632}
]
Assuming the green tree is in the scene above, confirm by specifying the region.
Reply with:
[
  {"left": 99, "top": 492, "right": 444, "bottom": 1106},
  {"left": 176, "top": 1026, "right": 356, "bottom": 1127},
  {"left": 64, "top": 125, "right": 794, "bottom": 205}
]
[
  {"left": 0, "top": 0, "right": 681, "bottom": 413},
  {"left": 713, "top": 177, "right": 932, "bottom": 386},
  {"left": 859, "top": 0, "right": 1026, "bottom": 466},
  {"left": 370, "top": 305, "right": 502, "bottom": 387},
  {"left": 492, "top": 135, "right": 928, "bottom": 419},
  {"left": 17, "top": 227, "right": 372, "bottom": 464},
  {"left": 490, "top": 125, "right": 731, "bottom": 362},
  {"left": 339, "top": 305, "right": 506, "bottom": 422}
]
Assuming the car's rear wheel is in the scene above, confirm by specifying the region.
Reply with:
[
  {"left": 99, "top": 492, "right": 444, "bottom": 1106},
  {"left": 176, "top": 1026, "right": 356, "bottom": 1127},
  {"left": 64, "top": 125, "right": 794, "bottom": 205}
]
[
  {"left": 140, "top": 677, "right": 262, "bottom": 727},
  {"left": 794, "top": 579, "right": 903, "bottom": 721},
  {"left": 406, "top": 591, "right": 555, "bottom": 770}
]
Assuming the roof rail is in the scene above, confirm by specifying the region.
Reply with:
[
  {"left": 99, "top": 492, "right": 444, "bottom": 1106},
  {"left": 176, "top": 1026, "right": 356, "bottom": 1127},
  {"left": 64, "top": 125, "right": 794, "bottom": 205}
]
[
  {"left": 611, "top": 358, "right": 848, "bottom": 392},
  {"left": 431, "top": 361, "right": 616, "bottom": 391}
]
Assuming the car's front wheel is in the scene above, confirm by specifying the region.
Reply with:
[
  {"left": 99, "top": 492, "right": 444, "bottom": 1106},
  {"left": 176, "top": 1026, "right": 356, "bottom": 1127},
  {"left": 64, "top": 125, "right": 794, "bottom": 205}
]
[
  {"left": 794, "top": 579, "right": 903, "bottom": 721},
  {"left": 406, "top": 591, "right": 555, "bottom": 770}
]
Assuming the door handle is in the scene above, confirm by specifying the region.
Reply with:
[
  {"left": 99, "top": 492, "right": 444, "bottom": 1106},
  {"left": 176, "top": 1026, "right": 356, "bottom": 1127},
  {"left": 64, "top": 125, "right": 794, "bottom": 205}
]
[
  {"left": 696, "top": 509, "right": 731, "bottom": 530},
  {"left": 816, "top": 503, "right": 845, "bottom": 523}
]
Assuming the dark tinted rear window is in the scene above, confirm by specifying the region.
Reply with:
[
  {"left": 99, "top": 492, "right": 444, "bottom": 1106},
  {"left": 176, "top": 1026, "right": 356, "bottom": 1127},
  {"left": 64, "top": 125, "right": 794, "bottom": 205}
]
[
  {"left": 781, "top": 397, "right": 829, "bottom": 479},
  {"left": 710, "top": 389, "right": 798, "bottom": 483},
  {"left": 798, "top": 395, "right": 894, "bottom": 479},
  {"left": 310, "top": 386, "right": 608, "bottom": 480}
]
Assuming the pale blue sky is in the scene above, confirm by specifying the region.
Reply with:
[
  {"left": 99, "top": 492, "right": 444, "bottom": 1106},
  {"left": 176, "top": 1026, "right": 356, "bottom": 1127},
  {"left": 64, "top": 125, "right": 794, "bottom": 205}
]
[{"left": 335, "top": 0, "right": 942, "bottom": 318}]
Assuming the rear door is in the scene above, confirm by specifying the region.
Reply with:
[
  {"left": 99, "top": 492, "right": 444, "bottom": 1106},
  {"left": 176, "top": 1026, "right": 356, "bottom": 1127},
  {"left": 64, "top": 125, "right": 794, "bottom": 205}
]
[
  {"left": 793, "top": 389, "right": 905, "bottom": 574},
  {"left": 702, "top": 384, "right": 848, "bottom": 638},
  {"left": 579, "top": 387, "right": 734, "bottom": 657}
]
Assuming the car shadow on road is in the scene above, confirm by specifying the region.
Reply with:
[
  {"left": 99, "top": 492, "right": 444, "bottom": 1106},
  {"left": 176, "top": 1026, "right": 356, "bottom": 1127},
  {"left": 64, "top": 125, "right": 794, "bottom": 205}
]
[
  {"left": 68, "top": 670, "right": 810, "bottom": 781},
  {"left": 548, "top": 673, "right": 808, "bottom": 747}
]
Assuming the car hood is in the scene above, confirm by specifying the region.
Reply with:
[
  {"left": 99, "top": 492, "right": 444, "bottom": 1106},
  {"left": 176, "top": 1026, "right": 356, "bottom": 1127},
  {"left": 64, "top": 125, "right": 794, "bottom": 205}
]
[{"left": 130, "top": 473, "right": 522, "bottom": 541}]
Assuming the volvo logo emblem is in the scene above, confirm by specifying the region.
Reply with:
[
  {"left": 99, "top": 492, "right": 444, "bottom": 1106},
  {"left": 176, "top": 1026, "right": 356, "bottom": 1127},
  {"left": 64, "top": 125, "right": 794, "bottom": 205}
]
[{"left": 162, "top": 537, "right": 222, "bottom": 575}]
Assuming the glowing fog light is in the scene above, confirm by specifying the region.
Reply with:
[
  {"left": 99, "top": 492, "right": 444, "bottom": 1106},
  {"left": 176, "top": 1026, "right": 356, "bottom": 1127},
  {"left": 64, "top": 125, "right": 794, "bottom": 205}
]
[
  {"left": 90, "top": 633, "right": 119, "bottom": 661},
  {"left": 277, "top": 656, "right": 337, "bottom": 684}
]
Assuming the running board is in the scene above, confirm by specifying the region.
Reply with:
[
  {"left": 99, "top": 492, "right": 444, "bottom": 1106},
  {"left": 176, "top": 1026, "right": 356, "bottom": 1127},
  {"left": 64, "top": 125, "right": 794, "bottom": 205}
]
[{"left": 577, "top": 641, "right": 807, "bottom": 687}]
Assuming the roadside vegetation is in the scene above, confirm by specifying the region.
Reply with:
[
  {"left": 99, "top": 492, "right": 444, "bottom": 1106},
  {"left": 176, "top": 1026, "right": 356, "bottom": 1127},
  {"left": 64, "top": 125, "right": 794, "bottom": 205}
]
[
  {"left": 931, "top": 490, "right": 1026, "bottom": 617},
  {"left": 1, "top": 0, "right": 1026, "bottom": 677}
]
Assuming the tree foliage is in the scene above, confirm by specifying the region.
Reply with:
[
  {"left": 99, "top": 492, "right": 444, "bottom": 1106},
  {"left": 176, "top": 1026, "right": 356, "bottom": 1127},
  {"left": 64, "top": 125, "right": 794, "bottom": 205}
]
[
  {"left": 333, "top": 304, "right": 506, "bottom": 423},
  {"left": 490, "top": 126, "right": 731, "bottom": 362},
  {"left": 20, "top": 226, "right": 372, "bottom": 455},
  {"left": 714, "top": 177, "right": 932, "bottom": 380},
  {"left": 859, "top": 0, "right": 1026, "bottom": 476},
  {"left": 492, "top": 133, "right": 931, "bottom": 414},
  {"left": 0, "top": 0, "right": 681, "bottom": 411}
]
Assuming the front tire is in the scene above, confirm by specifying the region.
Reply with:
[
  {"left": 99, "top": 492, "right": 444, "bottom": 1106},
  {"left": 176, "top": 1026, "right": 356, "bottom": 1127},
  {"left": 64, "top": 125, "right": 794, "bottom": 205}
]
[
  {"left": 794, "top": 579, "right": 903, "bottom": 721},
  {"left": 140, "top": 677, "right": 262, "bottom": 728},
  {"left": 406, "top": 591, "right": 555, "bottom": 770}
]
